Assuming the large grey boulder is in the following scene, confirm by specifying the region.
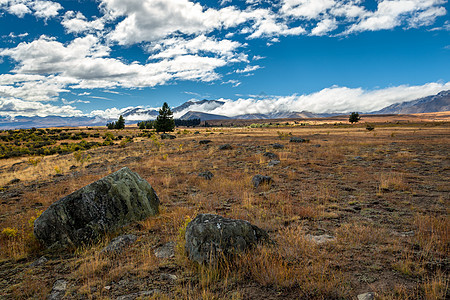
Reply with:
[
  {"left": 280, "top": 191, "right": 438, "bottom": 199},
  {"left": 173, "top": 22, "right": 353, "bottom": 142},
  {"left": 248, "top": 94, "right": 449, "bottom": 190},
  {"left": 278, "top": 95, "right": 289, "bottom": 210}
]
[
  {"left": 34, "top": 167, "right": 159, "bottom": 248},
  {"left": 185, "top": 214, "right": 269, "bottom": 264}
]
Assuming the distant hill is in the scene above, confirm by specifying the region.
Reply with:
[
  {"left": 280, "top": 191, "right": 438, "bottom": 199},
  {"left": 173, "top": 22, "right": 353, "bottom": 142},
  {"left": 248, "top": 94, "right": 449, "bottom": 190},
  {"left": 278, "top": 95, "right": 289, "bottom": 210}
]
[
  {"left": 2, "top": 91, "right": 450, "bottom": 129},
  {"left": 180, "top": 111, "right": 231, "bottom": 120},
  {"left": 0, "top": 116, "right": 106, "bottom": 130},
  {"left": 172, "top": 99, "right": 225, "bottom": 113},
  {"left": 374, "top": 90, "right": 450, "bottom": 114},
  {"left": 121, "top": 107, "right": 158, "bottom": 119}
]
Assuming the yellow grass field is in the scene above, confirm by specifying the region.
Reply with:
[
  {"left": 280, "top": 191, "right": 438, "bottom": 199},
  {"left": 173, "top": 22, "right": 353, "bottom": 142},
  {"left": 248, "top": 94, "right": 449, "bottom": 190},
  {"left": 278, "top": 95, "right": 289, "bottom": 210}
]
[{"left": 0, "top": 115, "right": 448, "bottom": 299}]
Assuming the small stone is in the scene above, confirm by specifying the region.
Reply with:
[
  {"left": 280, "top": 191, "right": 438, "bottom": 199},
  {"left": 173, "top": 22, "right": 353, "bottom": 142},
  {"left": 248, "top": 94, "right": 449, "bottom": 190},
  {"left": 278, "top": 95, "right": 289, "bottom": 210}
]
[
  {"left": 29, "top": 256, "right": 48, "bottom": 267},
  {"left": 357, "top": 292, "right": 375, "bottom": 300},
  {"left": 104, "top": 286, "right": 111, "bottom": 290},
  {"left": 268, "top": 160, "right": 281, "bottom": 167},
  {"left": 263, "top": 152, "right": 279, "bottom": 160},
  {"left": 306, "top": 234, "right": 336, "bottom": 244},
  {"left": 160, "top": 273, "right": 177, "bottom": 281},
  {"left": 218, "top": 144, "right": 232, "bottom": 150},
  {"left": 272, "top": 143, "right": 284, "bottom": 149},
  {"left": 101, "top": 234, "right": 137, "bottom": 255},
  {"left": 290, "top": 137, "right": 307, "bottom": 143},
  {"left": 85, "top": 162, "right": 101, "bottom": 169},
  {"left": 160, "top": 133, "right": 176, "bottom": 139},
  {"left": 199, "top": 140, "right": 212, "bottom": 144},
  {"left": 69, "top": 165, "right": 77, "bottom": 170},
  {"left": 116, "top": 290, "right": 158, "bottom": 300},
  {"left": 8, "top": 178, "right": 20, "bottom": 185},
  {"left": 393, "top": 231, "right": 414, "bottom": 237},
  {"left": 198, "top": 171, "right": 214, "bottom": 180},
  {"left": 53, "top": 174, "right": 64, "bottom": 178},
  {"left": 252, "top": 175, "right": 273, "bottom": 188},
  {"left": 48, "top": 279, "right": 67, "bottom": 300},
  {"left": 154, "top": 241, "right": 175, "bottom": 259}
]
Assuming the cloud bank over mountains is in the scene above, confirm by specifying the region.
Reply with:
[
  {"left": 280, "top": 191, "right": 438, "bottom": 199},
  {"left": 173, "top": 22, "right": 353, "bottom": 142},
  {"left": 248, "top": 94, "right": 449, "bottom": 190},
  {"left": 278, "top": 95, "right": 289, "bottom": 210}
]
[
  {"left": 89, "top": 82, "right": 450, "bottom": 120},
  {"left": 0, "top": 0, "right": 449, "bottom": 118}
]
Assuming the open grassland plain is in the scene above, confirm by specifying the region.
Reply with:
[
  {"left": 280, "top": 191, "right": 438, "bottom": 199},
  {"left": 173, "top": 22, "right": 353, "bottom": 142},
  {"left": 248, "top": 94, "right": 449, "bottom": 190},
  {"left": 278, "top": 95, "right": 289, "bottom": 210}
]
[{"left": 0, "top": 120, "right": 448, "bottom": 299}]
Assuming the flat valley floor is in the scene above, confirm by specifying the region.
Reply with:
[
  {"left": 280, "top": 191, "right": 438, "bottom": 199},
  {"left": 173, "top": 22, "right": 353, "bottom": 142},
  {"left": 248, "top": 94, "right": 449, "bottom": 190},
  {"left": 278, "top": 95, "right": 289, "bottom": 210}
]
[{"left": 0, "top": 121, "right": 448, "bottom": 299}]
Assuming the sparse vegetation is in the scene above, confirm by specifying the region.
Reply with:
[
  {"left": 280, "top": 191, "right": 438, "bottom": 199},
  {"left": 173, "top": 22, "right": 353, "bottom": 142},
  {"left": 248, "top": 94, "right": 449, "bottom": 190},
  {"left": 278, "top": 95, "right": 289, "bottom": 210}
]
[{"left": 0, "top": 118, "right": 448, "bottom": 299}]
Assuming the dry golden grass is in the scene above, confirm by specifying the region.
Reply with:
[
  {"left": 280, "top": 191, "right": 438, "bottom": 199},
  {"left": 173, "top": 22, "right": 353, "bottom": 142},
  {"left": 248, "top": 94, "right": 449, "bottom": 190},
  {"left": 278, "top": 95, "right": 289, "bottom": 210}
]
[
  {"left": 0, "top": 121, "right": 449, "bottom": 299},
  {"left": 414, "top": 214, "right": 449, "bottom": 258}
]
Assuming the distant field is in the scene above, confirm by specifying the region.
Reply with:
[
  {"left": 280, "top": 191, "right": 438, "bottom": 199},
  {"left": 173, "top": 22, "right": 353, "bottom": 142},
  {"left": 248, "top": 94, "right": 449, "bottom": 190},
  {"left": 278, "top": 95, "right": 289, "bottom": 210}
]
[
  {"left": 0, "top": 117, "right": 448, "bottom": 299},
  {"left": 202, "top": 111, "right": 450, "bottom": 126}
]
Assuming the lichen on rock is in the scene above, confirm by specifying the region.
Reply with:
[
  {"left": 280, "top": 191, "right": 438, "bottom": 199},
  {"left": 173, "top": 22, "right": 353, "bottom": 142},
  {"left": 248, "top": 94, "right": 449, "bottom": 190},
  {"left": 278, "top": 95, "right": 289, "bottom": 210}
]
[{"left": 34, "top": 167, "right": 159, "bottom": 248}]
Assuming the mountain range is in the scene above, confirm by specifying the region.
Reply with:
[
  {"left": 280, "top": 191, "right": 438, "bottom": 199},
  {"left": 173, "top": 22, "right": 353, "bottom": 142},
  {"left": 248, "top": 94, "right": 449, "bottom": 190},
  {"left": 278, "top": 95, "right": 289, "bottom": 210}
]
[
  {"left": 373, "top": 90, "right": 450, "bottom": 114},
  {"left": 1, "top": 90, "right": 449, "bottom": 129}
]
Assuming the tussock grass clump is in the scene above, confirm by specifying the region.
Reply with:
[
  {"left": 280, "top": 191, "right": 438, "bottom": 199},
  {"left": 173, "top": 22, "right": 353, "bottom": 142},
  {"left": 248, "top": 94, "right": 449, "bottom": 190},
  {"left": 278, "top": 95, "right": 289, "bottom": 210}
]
[
  {"left": 335, "top": 223, "right": 389, "bottom": 247},
  {"left": 414, "top": 214, "right": 449, "bottom": 258}
]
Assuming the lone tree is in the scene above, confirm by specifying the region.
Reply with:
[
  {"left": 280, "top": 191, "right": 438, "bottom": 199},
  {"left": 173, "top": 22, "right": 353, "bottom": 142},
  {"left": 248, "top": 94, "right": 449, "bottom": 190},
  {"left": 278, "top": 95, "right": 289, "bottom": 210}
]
[
  {"left": 155, "top": 102, "right": 175, "bottom": 133},
  {"left": 349, "top": 112, "right": 361, "bottom": 124},
  {"left": 107, "top": 115, "right": 125, "bottom": 129}
]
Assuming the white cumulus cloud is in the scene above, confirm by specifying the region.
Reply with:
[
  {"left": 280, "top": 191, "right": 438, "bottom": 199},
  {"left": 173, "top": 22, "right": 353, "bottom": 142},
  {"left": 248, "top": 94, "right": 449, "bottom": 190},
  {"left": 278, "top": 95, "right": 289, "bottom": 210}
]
[
  {"left": 0, "top": 98, "right": 82, "bottom": 117},
  {"left": 0, "top": 0, "right": 62, "bottom": 19}
]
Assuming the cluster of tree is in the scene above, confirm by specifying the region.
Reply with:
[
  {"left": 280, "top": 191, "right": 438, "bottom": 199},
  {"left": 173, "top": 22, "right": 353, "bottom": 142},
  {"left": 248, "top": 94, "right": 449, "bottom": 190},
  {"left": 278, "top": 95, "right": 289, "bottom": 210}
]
[
  {"left": 137, "top": 102, "right": 176, "bottom": 132},
  {"left": 174, "top": 118, "right": 201, "bottom": 127},
  {"left": 138, "top": 120, "right": 155, "bottom": 129},
  {"left": 139, "top": 118, "right": 200, "bottom": 129},
  {"left": 106, "top": 115, "right": 125, "bottom": 129}
]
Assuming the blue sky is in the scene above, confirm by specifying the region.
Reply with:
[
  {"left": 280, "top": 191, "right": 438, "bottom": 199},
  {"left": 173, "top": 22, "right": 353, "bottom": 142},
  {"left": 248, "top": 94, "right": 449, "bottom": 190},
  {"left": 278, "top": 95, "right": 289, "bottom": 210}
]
[{"left": 0, "top": 0, "right": 449, "bottom": 119}]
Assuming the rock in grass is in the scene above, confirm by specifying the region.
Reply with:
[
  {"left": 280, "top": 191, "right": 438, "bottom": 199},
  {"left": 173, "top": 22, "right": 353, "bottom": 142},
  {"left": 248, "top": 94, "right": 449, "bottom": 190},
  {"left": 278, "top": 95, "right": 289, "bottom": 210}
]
[
  {"left": 8, "top": 178, "right": 20, "bottom": 185},
  {"left": 306, "top": 234, "right": 336, "bottom": 244},
  {"left": 218, "top": 144, "right": 232, "bottom": 150},
  {"left": 185, "top": 214, "right": 269, "bottom": 264},
  {"left": 160, "top": 133, "right": 176, "bottom": 139},
  {"left": 271, "top": 143, "right": 284, "bottom": 149},
  {"left": 268, "top": 160, "right": 281, "bottom": 167},
  {"left": 34, "top": 167, "right": 159, "bottom": 249},
  {"left": 154, "top": 241, "right": 176, "bottom": 258},
  {"left": 117, "top": 290, "right": 159, "bottom": 300},
  {"left": 252, "top": 175, "right": 273, "bottom": 188},
  {"left": 290, "top": 137, "right": 308, "bottom": 143},
  {"left": 198, "top": 171, "right": 214, "bottom": 180},
  {"left": 101, "top": 234, "right": 137, "bottom": 255},
  {"left": 357, "top": 292, "right": 375, "bottom": 300},
  {"left": 29, "top": 256, "right": 47, "bottom": 267},
  {"left": 199, "top": 139, "right": 212, "bottom": 144},
  {"left": 263, "top": 152, "right": 279, "bottom": 160},
  {"left": 48, "top": 279, "right": 67, "bottom": 300}
]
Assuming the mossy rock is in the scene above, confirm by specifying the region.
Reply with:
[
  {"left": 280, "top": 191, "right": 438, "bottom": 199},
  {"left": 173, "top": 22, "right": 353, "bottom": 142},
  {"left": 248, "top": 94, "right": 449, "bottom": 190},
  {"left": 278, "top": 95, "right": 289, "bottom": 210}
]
[
  {"left": 185, "top": 214, "right": 269, "bottom": 264},
  {"left": 34, "top": 167, "right": 159, "bottom": 248}
]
